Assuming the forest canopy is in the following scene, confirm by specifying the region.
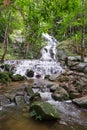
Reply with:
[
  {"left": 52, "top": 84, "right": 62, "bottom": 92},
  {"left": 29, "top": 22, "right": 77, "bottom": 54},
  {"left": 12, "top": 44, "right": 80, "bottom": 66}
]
[{"left": 0, "top": 0, "right": 87, "bottom": 61}]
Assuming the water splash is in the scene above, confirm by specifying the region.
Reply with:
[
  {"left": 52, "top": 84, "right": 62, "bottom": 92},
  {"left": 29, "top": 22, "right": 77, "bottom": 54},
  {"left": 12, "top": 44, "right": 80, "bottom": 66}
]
[
  {"left": 40, "top": 33, "right": 58, "bottom": 61},
  {"left": 4, "top": 33, "right": 64, "bottom": 78}
]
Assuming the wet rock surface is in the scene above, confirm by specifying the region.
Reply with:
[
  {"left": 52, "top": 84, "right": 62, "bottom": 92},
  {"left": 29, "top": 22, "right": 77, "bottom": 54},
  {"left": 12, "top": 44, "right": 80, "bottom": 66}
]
[
  {"left": 73, "top": 96, "right": 87, "bottom": 108},
  {"left": 29, "top": 101, "right": 60, "bottom": 120},
  {"left": 0, "top": 69, "right": 87, "bottom": 110}
]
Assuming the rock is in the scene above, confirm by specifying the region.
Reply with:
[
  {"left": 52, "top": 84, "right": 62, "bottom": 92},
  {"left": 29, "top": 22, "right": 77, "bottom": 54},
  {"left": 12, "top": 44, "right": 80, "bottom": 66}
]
[
  {"left": 73, "top": 95, "right": 87, "bottom": 108},
  {"left": 0, "top": 95, "right": 11, "bottom": 106},
  {"left": 35, "top": 74, "right": 41, "bottom": 78},
  {"left": 57, "top": 75, "right": 69, "bottom": 82},
  {"left": 68, "top": 62, "right": 79, "bottom": 69},
  {"left": 11, "top": 74, "right": 26, "bottom": 81},
  {"left": 29, "top": 101, "right": 60, "bottom": 120},
  {"left": 25, "top": 86, "right": 34, "bottom": 96},
  {"left": 49, "top": 74, "right": 60, "bottom": 81},
  {"left": 57, "top": 49, "right": 67, "bottom": 61},
  {"left": 44, "top": 75, "right": 50, "bottom": 79},
  {"left": 16, "top": 88, "right": 25, "bottom": 96},
  {"left": 26, "top": 69, "right": 34, "bottom": 77},
  {"left": 84, "top": 66, "right": 87, "bottom": 74},
  {"left": 68, "top": 56, "right": 81, "bottom": 61},
  {"left": 14, "top": 96, "right": 25, "bottom": 106},
  {"left": 3, "top": 64, "right": 11, "bottom": 72},
  {"left": 46, "top": 83, "right": 53, "bottom": 88},
  {"left": 76, "top": 63, "right": 87, "bottom": 72},
  {"left": 5, "top": 92, "right": 16, "bottom": 102},
  {"left": 50, "top": 85, "right": 58, "bottom": 92},
  {"left": 69, "top": 92, "right": 81, "bottom": 99},
  {"left": 84, "top": 57, "right": 87, "bottom": 62},
  {"left": 52, "top": 87, "right": 69, "bottom": 101},
  {"left": 29, "top": 93, "right": 41, "bottom": 104}
]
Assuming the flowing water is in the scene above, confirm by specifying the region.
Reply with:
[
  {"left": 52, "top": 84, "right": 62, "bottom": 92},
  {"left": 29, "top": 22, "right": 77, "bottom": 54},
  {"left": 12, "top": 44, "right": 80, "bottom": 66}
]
[
  {"left": 4, "top": 33, "right": 64, "bottom": 78},
  {"left": 0, "top": 33, "right": 87, "bottom": 130},
  {"left": 0, "top": 80, "right": 87, "bottom": 130}
]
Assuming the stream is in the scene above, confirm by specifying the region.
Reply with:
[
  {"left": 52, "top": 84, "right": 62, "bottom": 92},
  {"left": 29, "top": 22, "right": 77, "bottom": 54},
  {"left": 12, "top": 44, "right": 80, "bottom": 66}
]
[
  {"left": 0, "top": 33, "right": 87, "bottom": 130},
  {"left": 0, "top": 80, "right": 87, "bottom": 130}
]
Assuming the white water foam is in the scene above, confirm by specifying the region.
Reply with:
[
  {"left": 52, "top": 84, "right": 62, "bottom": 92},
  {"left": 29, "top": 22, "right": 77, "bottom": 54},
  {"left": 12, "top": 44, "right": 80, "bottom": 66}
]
[{"left": 4, "top": 33, "right": 64, "bottom": 78}]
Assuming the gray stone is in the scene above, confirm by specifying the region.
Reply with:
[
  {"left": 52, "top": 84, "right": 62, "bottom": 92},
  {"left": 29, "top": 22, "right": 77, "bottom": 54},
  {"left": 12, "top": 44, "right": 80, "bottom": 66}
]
[
  {"left": 73, "top": 96, "right": 87, "bottom": 108},
  {"left": 52, "top": 87, "right": 69, "bottom": 101},
  {"left": 84, "top": 57, "right": 87, "bottom": 63},
  {"left": 69, "top": 92, "right": 81, "bottom": 99},
  {"left": 5, "top": 92, "right": 16, "bottom": 102},
  {"left": 68, "top": 56, "right": 81, "bottom": 61},
  {"left": 0, "top": 95, "right": 11, "bottom": 106},
  {"left": 50, "top": 85, "right": 58, "bottom": 92},
  {"left": 76, "top": 63, "right": 87, "bottom": 72},
  {"left": 57, "top": 50, "right": 67, "bottom": 61},
  {"left": 25, "top": 86, "right": 34, "bottom": 96},
  {"left": 49, "top": 74, "right": 60, "bottom": 81},
  {"left": 84, "top": 66, "right": 87, "bottom": 74},
  {"left": 14, "top": 96, "right": 25, "bottom": 106}
]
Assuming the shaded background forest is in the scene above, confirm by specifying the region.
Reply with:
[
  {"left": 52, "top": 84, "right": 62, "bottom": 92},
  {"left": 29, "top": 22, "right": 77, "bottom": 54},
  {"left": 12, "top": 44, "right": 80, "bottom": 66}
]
[{"left": 0, "top": 0, "right": 87, "bottom": 62}]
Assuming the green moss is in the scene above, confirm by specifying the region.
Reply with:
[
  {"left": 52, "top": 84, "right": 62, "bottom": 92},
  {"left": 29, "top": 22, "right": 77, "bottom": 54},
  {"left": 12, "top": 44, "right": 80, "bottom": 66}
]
[
  {"left": 11, "top": 74, "right": 26, "bottom": 81},
  {"left": 30, "top": 102, "right": 60, "bottom": 120},
  {"left": 0, "top": 72, "right": 11, "bottom": 84}
]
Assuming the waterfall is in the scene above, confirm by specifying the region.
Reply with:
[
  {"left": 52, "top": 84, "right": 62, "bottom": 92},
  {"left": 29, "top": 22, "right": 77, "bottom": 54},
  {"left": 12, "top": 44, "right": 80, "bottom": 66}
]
[
  {"left": 4, "top": 33, "right": 64, "bottom": 78},
  {"left": 40, "top": 33, "right": 58, "bottom": 61}
]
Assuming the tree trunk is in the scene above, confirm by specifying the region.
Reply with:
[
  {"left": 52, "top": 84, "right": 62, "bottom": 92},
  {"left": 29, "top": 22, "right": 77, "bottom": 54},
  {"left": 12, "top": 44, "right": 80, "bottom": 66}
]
[
  {"left": 24, "top": 42, "right": 29, "bottom": 58},
  {"left": 0, "top": 25, "right": 9, "bottom": 63},
  {"left": 81, "top": 0, "right": 85, "bottom": 62}
]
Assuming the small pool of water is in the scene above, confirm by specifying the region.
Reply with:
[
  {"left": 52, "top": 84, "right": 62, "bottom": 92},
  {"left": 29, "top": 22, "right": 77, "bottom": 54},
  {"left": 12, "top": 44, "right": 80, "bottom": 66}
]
[{"left": 0, "top": 106, "right": 87, "bottom": 130}]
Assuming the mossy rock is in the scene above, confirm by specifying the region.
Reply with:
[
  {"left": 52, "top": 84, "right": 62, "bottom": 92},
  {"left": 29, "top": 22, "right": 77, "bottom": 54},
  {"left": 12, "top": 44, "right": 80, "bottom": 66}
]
[
  {"left": 0, "top": 64, "right": 11, "bottom": 71},
  {"left": 29, "top": 101, "right": 60, "bottom": 120},
  {"left": 7, "top": 71, "right": 14, "bottom": 78},
  {"left": 0, "top": 72, "right": 11, "bottom": 84},
  {"left": 29, "top": 93, "right": 41, "bottom": 104},
  {"left": 11, "top": 74, "right": 26, "bottom": 81},
  {"left": 52, "top": 87, "right": 69, "bottom": 101}
]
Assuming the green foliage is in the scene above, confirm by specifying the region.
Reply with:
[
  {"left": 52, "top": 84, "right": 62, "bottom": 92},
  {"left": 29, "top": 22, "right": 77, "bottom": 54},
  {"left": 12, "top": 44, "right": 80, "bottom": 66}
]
[
  {"left": 0, "top": 0, "right": 87, "bottom": 59},
  {"left": 0, "top": 72, "right": 11, "bottom": 84},
  {"left": 11, "top": 74, "right": 26, "bottom": 81},
  {"left": 30, "top": 109, "right": 42, "bottom": 120}
]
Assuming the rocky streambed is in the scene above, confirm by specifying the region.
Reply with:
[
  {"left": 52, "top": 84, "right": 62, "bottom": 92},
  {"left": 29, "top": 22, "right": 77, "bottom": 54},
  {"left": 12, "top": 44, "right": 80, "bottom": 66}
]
[
  {"left": 0, "top": 32, "right": 87, "bottom": 129},
  {"left": 0, "top": 71, "right": 87, "bottom": 130}
]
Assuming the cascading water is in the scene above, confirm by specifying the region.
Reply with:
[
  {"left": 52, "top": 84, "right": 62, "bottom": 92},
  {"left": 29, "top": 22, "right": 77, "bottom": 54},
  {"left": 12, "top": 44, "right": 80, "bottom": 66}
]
[
  {"left": 40, "top": 33, "right": 58, "bottom": 61},
  {"left": 2, "top": 33, "right": 87, "bottom": 129},
  {"left": 5, "top": 33, "right": 64, "bottom": 78}
]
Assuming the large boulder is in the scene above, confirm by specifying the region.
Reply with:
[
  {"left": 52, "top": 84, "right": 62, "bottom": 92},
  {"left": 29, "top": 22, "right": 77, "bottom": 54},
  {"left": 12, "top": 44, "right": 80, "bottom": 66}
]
[
  {"left": 26, "top": 69, "right": 34, "bottom": 77},
  {"left": 72, "top": 96, "right": 87, "bottom": 108},
  {"left": 52, "top": 87, "right": 69, "bottom": 101},
  {"left": 29, "top": 101, "right": 60, "bottom": 120},
  {"left": 57, "top": 49, "right": 67, "bottom": 61}
]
